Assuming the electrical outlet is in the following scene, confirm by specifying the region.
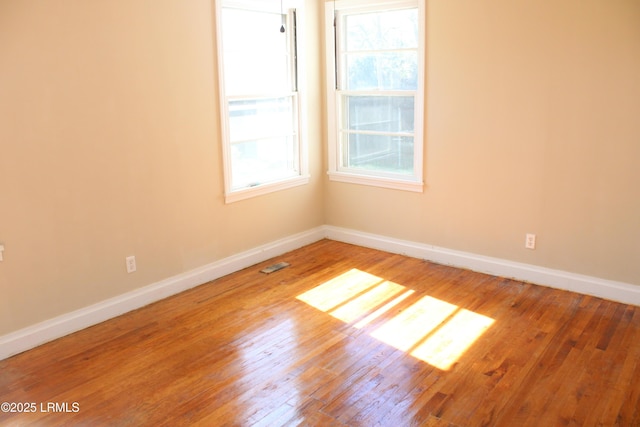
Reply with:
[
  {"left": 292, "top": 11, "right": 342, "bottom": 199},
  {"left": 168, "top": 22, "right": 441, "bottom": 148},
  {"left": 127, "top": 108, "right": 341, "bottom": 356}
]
[
  {"left": 525, "top": 234, "right": 536, "bottom": 250},
  {"left": 126, "top": 256, "right": 137, "bottom": 273}
]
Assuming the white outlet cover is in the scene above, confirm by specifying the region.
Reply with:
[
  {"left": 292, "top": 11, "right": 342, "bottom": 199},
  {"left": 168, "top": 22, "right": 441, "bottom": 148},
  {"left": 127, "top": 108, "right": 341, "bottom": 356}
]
[
  {"left": 525, "top": 234, "right": 536, "bottom": 249},
  {"left": 126, "top": 256, "right": 136, "bottom": 273}
]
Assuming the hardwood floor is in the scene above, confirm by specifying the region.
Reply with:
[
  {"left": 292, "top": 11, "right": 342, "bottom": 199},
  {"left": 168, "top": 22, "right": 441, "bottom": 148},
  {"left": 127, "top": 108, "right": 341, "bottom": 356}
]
[{"left": 1, "top": 239, "right": 639, "bottom": 426}]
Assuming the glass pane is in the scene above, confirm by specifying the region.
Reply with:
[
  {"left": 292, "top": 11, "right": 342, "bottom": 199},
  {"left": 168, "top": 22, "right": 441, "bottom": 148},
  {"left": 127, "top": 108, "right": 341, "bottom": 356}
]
[
  {"left": 224, "top": 53, "right": 290, "bottom": 95},
  {"left": 229, "top": 97, "right": 294, "bottom": 142},
  {"left": 345, "top": 52, "right": 417, "bottom": 91},
  {"left": 344, "top": 9, "right": 418, "bottom": 51},
  {"left": 231, "top": 137, "right": 298, "bottom": 189},
  {"left": 342, "top": 133, "right": 414, "bottom": 175},
  {"left": 344, "top": 96, "right": 414, "bottom": 133},
  {"left": 222, "top": 8, "right": 290, "bottom": 95},
  {"left": 222, "top": 8, "right": 287, "bottom": 52}
]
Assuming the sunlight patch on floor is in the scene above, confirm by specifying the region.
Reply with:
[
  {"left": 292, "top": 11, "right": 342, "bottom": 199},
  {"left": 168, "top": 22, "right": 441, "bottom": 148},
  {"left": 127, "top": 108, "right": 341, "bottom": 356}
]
[
  {"left": 370, "top": 295, "right": 458, "bottom": 352},
  {"left": 330, "top": 280, "right": 406, "bottom": 323},
  {"left": 353, "top": 289, "right": 415, "bottom": 329},
  {"left": 296, "top": 268, "right": 383, "bottom": 312},
  {"left": 296, "top": 268, "right": 495, "bottom": 370},
  {"left": 411, "top": 308, "right": 494, "bottom": 370}
]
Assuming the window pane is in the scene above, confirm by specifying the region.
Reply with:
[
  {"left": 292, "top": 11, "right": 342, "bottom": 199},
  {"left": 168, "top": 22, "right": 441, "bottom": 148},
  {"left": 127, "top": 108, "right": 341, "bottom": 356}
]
[
  {"left": 231, "top": 137, "right": 298, "bottom": 189},
  {"left": 222, "top": 9, "right": 285, "bottom": 51},
  {"left": 229, "top": 97, "right": 295, "bottom": 142},
  {"left": 222, "top": 8, "right": 290, "bottom": 96},
  {"left": 344, "top": 96, "right": 414, "bottom": 133},
  {"left": 342, "top": 133, "right": 414, "bottom": 175},
  {"left": 345, "top": 52, "right": 417, "bottom": 91},
  {"left": 344, "top": 9, "right": 418, "bottom": 51},
  {"left": 224, "top": 53, "right": 290, "bottom": 95}
]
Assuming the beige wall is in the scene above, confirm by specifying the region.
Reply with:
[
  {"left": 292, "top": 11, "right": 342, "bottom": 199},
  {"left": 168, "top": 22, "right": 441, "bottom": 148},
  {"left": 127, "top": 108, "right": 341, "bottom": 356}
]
[
  {"left": 1, "top": 0, "right": 639, "bottom": 338},
  {"left": 0, "top": 0, "right": 324, "bottom": 335},
  {"left": 325, "top": 0, "right": 640, "bottom": 285}
]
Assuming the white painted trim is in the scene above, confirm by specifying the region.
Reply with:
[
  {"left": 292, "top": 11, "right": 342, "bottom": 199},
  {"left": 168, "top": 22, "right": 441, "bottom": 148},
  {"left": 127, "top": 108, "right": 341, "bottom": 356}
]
[
  {"left": 0, "top": 227, "right": 325, "bottom": 361},
  {"left": 217, "top": 0, "right": 309, "bottom": 203},
  {"left": 323, "top": 225, "right": 640, "bottom": 307},
  {"left": 3, "top": 224, "right": 638, "bottom": 361},
  {"left": 328, "top": 171, "right": 423, "bottom": 192},
  {"left": 225, "top": 175, "right": 310, "bottom": 204},
  {"left": 325, "top": 0, "right": 426, "bottom": 191}
]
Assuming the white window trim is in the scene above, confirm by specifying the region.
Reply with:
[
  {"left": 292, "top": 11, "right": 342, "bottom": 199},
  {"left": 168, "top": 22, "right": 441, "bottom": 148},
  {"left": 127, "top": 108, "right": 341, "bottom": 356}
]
[
  {"left": 216, "top": 0, "right": 309, "bottom": 204},
  {"left": 325, "top": 0, "right": 425, "bottom": 192}
]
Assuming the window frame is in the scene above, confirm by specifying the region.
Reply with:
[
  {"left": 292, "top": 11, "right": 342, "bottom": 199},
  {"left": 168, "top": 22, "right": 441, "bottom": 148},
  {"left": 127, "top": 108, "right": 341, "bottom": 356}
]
[
  {"left": 325, "top": 0, "right": 425, "bottom": 192},
  {"left": 216, "top": 0, "right": 309, "bottom": 203}
]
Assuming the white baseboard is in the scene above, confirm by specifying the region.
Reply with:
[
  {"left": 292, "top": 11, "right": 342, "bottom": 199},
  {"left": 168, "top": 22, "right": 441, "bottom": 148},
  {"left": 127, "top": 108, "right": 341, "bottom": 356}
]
[
  {"left": 0, "top": 227, "right": 326, "bottom": 361},
  {"left": 2, "top": 225, "right": 638, "bottom": 361},
  {"left": 324, "top": 225, "right": 640, "bottom": 307}
]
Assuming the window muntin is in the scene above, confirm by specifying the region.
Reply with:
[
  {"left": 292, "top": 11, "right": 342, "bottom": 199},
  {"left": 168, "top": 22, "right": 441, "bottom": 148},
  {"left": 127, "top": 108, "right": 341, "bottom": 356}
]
[
  {"left": 217, "top": 0, "right": 307, "bottom": 202},
  {"left": 327, "top": 0, "right": 424, "bottom": 191},
  {"left": 341, "top": 95, "right": 414, "bottom": 175}
]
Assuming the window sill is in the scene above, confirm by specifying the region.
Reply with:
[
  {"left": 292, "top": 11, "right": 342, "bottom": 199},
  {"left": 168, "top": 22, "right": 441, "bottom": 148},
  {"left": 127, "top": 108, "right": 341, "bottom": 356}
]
[
  {"left": 225, "top": 175, "right": 310, "bottom": 204},
  {"left": 328, "top": 171, "right": 423, "bottom": 192}
]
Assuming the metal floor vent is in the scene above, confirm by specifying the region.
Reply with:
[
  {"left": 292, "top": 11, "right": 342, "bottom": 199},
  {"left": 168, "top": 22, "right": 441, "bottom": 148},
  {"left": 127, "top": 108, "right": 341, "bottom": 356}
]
[{"left": 260, "top": 262, "right": 290, "bottom": 274}]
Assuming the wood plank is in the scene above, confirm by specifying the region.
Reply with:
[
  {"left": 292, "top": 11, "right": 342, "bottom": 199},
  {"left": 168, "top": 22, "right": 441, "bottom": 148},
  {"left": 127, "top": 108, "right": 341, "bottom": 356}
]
[{"left": 0, "top": 239, "right": 638, "bottom": 426}]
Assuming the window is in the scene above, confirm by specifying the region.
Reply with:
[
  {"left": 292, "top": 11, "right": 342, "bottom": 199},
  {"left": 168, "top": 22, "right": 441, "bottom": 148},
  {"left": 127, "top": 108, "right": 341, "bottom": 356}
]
[
  {"left": 326, "top": 0, "right": 425, "bottom": 191},
  {"left": 216, "top": 0, "right": 308, "bottom": 203}
]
